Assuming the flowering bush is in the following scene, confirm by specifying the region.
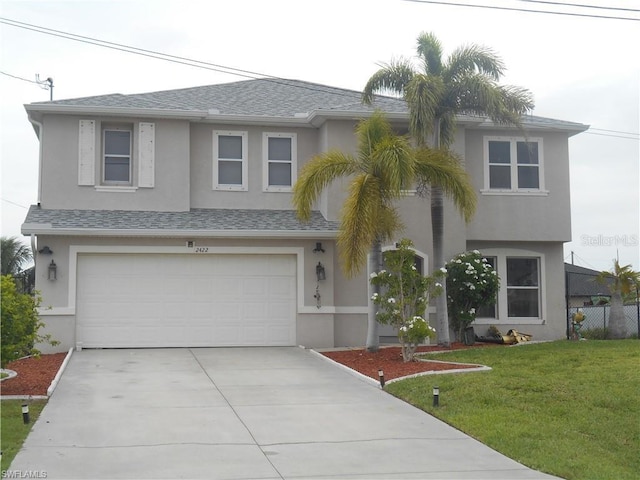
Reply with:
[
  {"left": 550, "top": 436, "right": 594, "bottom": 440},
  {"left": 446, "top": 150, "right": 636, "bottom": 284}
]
[
  {"left": 370, "top": 239, "right": 442, "bottom": 362},
  {"left": 445, "top": 250, "right": 500, "bottom": 342}
]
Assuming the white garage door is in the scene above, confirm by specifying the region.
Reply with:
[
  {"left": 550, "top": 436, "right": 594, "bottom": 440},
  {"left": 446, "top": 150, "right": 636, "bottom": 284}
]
[{"left": 76, "top": 254, "right": 297, "bottom": 348}]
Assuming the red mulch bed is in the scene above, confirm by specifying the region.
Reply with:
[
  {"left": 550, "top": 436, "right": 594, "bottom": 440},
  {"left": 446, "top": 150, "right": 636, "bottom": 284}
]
[
  {"left": 1, "top": 352, "right": 67, "bottom": 396},
  {"left": 322, "top": 342, "right": 499, "bottom": 381}
]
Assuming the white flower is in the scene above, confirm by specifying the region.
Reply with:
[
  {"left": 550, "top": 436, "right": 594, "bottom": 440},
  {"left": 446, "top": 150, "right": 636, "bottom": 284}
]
[
  {"left": 469, "top": 285, "right": 476, "bottom": 290},
  {"left": 369, "top": 272, "right": 378, "bottom": 279},
  {"left": 435, "top": 282, "right": 442, "bottom": 288},
  {"left": 456, "top": 259, "right": 462, "bottom": 263},
  {"left": 473, "top": 250, "right": 480, "bottom": 254},
  {"left": 371, "top": 293, "right": 379, "bottom": 300},
  {"left": 388, "top": 298, "right": 396, "bottom": 304},
  {"left": 440, "top": 267, "right": 447, "bottom": 274},
  {"left": 469, "top": 308, "right": 476, "bottom": 314},
  {"left": 411, "top": 265, "right": 417, "bottom": 270}
]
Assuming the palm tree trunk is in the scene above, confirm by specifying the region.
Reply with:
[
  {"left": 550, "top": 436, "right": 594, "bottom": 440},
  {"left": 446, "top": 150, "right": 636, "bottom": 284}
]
[
  {"left": 608, "top": 291, "right": 628, "bottom": 339},
  {"left": 431, "top": 118, "right": 451, "bottom": 347},
  {"left": 366, "top": 240, "right": 382, "bottom": 352}
]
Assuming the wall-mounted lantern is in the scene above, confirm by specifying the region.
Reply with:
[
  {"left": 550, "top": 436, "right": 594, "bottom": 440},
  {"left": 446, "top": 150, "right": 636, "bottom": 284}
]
[
  {"left": 48, "top": 260, "right": 57, "bottom": 281},
  {"left": 316, "top": 262, "right": 326, "bottom": 282}
]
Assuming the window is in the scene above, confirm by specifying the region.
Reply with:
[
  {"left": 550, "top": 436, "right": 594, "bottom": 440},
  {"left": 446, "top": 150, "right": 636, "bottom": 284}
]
[
  {"left": 471, "top": 250, "right": 544, "bottom": 325},
  {"left": 214, "top": 131, "right": 247, "bottom": 190},
  {"left": 263, "top": 133, "right": 297, "bottom": 191},
  {"left": 484, "top": 137, "right": 544, "bottom": 193},
  {"left": 506, "top": 257, "right": 540, "bottom": 318},
  {"left": 103, "top": 128, "right": 132, "bottom": 184}
]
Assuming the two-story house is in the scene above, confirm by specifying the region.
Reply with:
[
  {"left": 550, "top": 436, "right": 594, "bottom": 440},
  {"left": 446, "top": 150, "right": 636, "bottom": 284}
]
[{"left": 21, "top": 78, "right": 587, "bottom": 352}]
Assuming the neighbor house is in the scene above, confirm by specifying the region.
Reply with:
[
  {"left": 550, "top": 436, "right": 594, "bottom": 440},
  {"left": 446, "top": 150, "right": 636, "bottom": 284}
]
[{"left": 21, "top": 78, "right": 587, "bottom": 352}]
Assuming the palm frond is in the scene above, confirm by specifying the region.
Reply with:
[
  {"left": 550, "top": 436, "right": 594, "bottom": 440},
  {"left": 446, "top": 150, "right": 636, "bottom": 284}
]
[
  {"left": 292, "top": 151, "right": 358, "bottom": 221},
  {"left": 370, "top": 135, "right": 415, "bottom": 197},
  {"left": 414, "top": 148, "right": 477, "bottom": 222},
  {"left": 416, "top": 32, "right": 443, "bottom": 75},
  {"left": 445, "top": 44, "right": 505, "bottom": 81},
  {"left": 1, "top": 236, "right": 33, "bottom": 276},
  {"left": 448, "top": 74, "right": 533, "bottom": 125},
  {"left": 356, "top": 111, "right": 395, "bottom": 160},
  {"left": 337, "top": 174, "right": 385, "bottom": 277},
  {"left": 362, "top": 58, "right": 416, "bottom": 104},
  {"left": 404, "top": 74, "right": 444, "bottom": 145}
]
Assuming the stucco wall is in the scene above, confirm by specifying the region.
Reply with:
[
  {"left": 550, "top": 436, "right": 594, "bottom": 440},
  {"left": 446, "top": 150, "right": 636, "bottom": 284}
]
[
  {"left": 39, "top": 115, "right": 191, "bottom": 211},
  {"left": 465, "top": 129, "right": 572, "bottom": 242}
]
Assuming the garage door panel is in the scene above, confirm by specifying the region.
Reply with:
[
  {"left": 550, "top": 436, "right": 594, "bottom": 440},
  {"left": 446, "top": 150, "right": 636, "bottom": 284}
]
[{"left": 77, "top": 253, "right": 296, "bottom": 347}]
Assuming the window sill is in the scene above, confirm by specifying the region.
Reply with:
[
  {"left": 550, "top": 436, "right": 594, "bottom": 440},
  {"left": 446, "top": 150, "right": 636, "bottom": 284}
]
[
  {"left": 95, "top": 186, "right": 138, "bottom": 193},
  {"left": 263, "top": 187, "right": 293, "bottom": 193},
  {"left": 481, "top": 189, "right": 549, "bottom": 197},
  {"left": 214, "top": 186, "right": 248, "bottom": 192},
  {"left": 474, "top": 318, "right": 546, "bottom": 325}
]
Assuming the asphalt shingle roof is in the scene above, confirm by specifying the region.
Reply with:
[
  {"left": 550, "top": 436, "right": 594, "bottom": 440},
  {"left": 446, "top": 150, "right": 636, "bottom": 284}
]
[
  {"left": 32, "top": 78, "right": 407, "bottom": 117},
  {"left": 22, "top": 206, "right": 339, "bottom": 236},
  {"left": 28, "top": 77, "right": 587, "bottom": 131}
]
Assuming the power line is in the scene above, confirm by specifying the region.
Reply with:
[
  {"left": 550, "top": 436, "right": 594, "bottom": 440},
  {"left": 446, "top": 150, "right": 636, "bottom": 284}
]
[
  {"left": 2, "top": 198, "right": 29, "bottom": 209},
  {"left": 0, "top": 71, "right": 39, "bottom": 84},
  {"left": 590, "top": 127, "right": 639, "bottom": 136},
  {"left": 401, "top": 0, "right": 640, "bottom": 20},
  {"left": 585, "top": 131, "right": 639, "bottom": 140},
  {"left": 516, "top": 0, "right": 640, "bottom": 13}
]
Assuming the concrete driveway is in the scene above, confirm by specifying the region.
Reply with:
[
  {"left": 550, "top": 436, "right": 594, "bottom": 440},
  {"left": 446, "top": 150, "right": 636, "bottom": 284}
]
[{"left": 11, "top": 347, "right": 560, "bottom": 479}]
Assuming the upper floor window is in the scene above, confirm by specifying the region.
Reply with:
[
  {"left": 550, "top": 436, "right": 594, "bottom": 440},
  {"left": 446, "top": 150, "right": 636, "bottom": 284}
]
[
  {"left": 213, "top": 131, "right": 247, "bottom": 190},
  {"left": 103, "top": 127, "right": 132, "bottom": 184},
  {"left": 483, "top": 137, "right": 545, "bottom": 193},
  {"left": 263, "top": 132, "right": 297, "bottom": 192}
]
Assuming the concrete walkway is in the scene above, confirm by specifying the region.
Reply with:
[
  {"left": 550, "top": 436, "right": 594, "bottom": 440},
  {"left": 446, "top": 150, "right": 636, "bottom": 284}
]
[{"left": 10, "top": 347, "right": 561, "bottom": 479}]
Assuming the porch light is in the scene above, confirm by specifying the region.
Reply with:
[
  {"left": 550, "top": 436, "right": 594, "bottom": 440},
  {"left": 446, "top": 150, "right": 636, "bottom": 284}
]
[
  {"left": 433, "top": 385, "right": 440, "bottom": 407},
  {"left": 316, "top": 262, "right": 326, "bottom": 282},
  {"left": 48, "top": 260, "right": 57, "bottom": 281}
]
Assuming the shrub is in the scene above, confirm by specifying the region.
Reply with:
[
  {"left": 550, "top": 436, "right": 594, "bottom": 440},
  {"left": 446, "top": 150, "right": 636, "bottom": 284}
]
[
  {"left": 0, "top": 275, "right": 57, "bottom": 367},
  {"left": 370, "top": 239, "right": 442, "bottom": 361},
  {"left": 445, "top": 250, "right": 500, "bottom": 342}
]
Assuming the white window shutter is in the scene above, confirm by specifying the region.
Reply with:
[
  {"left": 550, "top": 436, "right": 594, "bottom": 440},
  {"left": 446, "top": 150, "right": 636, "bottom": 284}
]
[
  {"left": 78, "top": 120, "right": 95, "bottom": 186},
  {"left": 138, "top": 122, "right": 155, "bottom": 188}
]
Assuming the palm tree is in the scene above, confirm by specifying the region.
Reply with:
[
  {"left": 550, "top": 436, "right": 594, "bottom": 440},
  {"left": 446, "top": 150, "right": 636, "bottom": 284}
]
[
  {"left": 597, "top": 260, "right": 640, "bottom": 339},
  {"left": 293, "top": 111, "right": 476, "bottom": 351},
  {"left": 363, "top": 32, "right": 534, "bottom": 346},
  {"left": 1, "top": 236, "right": 33, "bottom": 276}
]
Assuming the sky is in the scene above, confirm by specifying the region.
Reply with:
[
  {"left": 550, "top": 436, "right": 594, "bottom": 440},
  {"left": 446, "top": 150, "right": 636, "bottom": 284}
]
[{"left": 1, "top": 0, "right": 638, "bottom": 272}]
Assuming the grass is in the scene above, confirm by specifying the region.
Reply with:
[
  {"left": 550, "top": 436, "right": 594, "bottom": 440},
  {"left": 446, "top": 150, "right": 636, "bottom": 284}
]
[
  {"left": 386, "top": 340, "right": 639, "bottom": 480},
  {"left": 1, "top": 399, "right": 47, "bottom": 471}
]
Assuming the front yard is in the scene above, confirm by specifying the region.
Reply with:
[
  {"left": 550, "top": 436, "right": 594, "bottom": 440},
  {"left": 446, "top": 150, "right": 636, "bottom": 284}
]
[
  {"left": 1, "top": 399, "right": 47, "bottom": 471},
  {"left": 386, "top": 340, "right": 639, "bottom": 480}
]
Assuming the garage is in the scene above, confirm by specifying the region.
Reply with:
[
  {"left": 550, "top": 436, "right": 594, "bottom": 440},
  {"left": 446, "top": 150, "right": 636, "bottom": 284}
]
[{"left": 76, "top": 253, "right": 297, "bottom": 348}]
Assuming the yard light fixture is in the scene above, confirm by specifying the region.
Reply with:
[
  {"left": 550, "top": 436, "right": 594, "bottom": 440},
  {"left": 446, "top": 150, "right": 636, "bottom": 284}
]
[
  {"left": 433, "top": 386, "right": 440, "bottom": 407},
  {"left": 378, "top": 369, "right": 385, "bottom": 388},
  {"left": 316, "top": 262, "right": 326, "bottom": 281},
  {"left": 48, "top": 260, "right": 57, "bottom": 281},
  {"left": 22, "top": 404, "right": 30, "bottom": 424}
]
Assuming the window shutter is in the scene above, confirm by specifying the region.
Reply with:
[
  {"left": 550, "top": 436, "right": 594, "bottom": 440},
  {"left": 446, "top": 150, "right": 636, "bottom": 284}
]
[
  {"left": 78, "top": 120, "right": 95, "bottom": 186},
  {"left": 138, "top": 122, "right": 155, "bottom": 188}
]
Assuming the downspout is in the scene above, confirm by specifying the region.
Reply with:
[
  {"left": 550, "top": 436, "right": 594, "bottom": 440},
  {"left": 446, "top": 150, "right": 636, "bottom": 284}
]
[
  {"left": 30, "top": 234, "right": 37, "bottom": 269},
  {"left": 28, "top": 116, "right": 44, "bottom": 206},
  {"left": 27, "top": 116, "right": 43, "bottom": 269}
]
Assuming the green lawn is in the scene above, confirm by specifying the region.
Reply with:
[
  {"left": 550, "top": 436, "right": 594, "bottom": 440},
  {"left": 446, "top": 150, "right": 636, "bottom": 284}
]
[
  {"left": 1, "top": 399, "right": 47, "bottom": 471},
  {"left": 386, "top": 340, "right": 639, "bottom": 480}
]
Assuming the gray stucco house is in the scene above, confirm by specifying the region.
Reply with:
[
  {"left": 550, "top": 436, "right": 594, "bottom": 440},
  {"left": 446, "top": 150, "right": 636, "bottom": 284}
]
[{"left": 21, "top": 78, "right": 587, "bottom": 351}]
